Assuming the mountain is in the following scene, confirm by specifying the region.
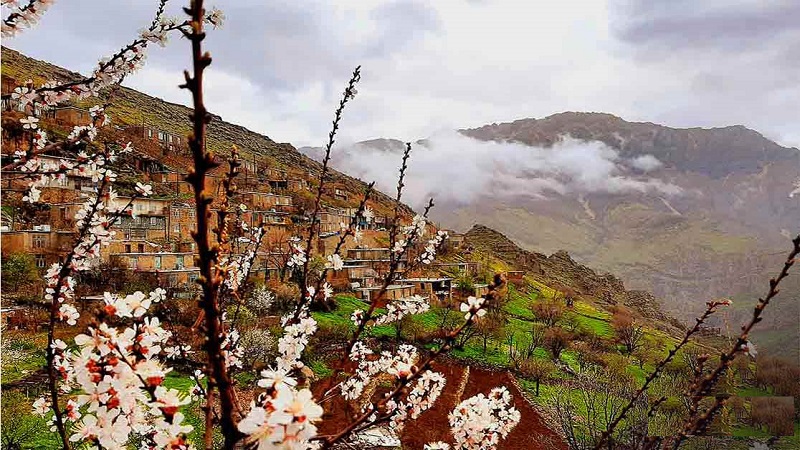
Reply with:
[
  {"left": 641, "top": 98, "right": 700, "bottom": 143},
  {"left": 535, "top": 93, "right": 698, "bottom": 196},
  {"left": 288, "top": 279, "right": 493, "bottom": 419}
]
[
  {"left": 300, "top": 113, "right": 800, "bottom": 359},
  {"left": 0, "top": 46, "right": 410, "bottom": 217}
]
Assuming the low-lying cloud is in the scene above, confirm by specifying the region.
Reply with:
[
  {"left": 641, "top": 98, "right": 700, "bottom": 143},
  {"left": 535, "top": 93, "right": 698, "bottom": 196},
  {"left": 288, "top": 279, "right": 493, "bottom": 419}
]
[{"left": 305, "top": 132, "right": 681, "bottom": 209}]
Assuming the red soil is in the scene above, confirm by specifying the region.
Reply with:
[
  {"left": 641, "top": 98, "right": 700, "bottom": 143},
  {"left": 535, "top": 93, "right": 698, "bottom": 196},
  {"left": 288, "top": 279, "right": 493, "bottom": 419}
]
[
  {"left": 458, "top": 366, "right": 566, "bottom": 450},
  {"left": 314, "top": 359, "right": 566, "bottom": 449}
]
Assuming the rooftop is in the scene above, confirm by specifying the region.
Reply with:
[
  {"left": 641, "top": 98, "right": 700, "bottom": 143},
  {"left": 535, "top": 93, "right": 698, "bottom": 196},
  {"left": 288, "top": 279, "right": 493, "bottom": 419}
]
[
  {"left": 402, "top": 277, "right": 453, "bottom": 282},
  {"left": 358, "top": 284, "right": 414, "bottom": 291}
]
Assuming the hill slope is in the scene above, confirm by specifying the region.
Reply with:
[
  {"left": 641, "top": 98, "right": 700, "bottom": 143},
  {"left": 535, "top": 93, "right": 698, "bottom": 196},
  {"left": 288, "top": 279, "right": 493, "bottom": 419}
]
[
  {"left": 1, "top": 46, "right": 409, "bottom": 215},
  {"left": 464, "top": 224, "right": 680, "bottom": 329}
]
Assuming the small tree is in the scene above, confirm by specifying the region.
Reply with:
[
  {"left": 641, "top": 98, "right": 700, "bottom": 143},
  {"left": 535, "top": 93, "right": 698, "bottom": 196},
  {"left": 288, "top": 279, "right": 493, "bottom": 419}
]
[
  {"left": 454, "top": 269, "right": 475, "bottom": 294},
  {"left": 519, "top": 358, "right": 556, "bottom": 396},
  {"left": 239, "top": 328, "right": 277, "bottom": 371},
  {"left": 532, "top": 298, "right": 564, "bottom": 326},
  {"left": 544, "top": 327, "right": 571, "bottom": 361},
  {"left": 1, "top": 252, "right": 38, "bottom": 292},
  {"left": 529, "top": 322, "right": 546, "bottom": 355},
  {"left": 611, "top": 308, "right": 645, "bottom": 354},
  {"left": 475, "top": 309, "right": 507, "bottom": 354}
]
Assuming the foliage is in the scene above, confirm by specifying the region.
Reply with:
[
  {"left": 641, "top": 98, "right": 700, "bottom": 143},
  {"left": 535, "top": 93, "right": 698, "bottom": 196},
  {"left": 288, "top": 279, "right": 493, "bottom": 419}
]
[
  {"left": 1, "top": 252, "right": 38, "bottom": 292},
  {"left": 1, "top": 391, "right": 61, "bottom": 450}
]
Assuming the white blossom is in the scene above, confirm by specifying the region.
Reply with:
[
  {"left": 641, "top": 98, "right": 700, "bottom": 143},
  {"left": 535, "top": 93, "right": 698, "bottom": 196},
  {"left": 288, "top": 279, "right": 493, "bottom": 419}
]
[{"left": 326, "top": 253, "right": 344, "bottom": 271}]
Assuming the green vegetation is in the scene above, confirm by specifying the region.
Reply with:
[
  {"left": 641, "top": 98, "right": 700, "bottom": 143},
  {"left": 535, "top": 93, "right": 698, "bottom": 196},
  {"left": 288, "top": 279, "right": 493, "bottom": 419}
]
[{"left": 1, "top": 252, "right": 39, "bottom": 292}]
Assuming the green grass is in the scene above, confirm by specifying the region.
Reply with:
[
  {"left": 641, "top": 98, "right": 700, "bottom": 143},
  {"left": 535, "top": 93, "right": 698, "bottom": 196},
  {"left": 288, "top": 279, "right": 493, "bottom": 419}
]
[
  {"left": 1, "top": 341, "right": 46, "bottom": 384},
  {"left": 309, "top": 359, "right": 334, "bottom": 378},
  {"left": 504, "top": 285, "right": 537, "bottom": 319},
  {"left": 735, "top": 385, "right": 772, "bottom": 397},
  {"left": 450, "top": 342, "right": 512, "bottom": 366},
  {"left": 730, "top": 424, "right": 773, "bottom": 439},
  {"left": 572, "top": 303, "right": 614, "bottom": 338}
]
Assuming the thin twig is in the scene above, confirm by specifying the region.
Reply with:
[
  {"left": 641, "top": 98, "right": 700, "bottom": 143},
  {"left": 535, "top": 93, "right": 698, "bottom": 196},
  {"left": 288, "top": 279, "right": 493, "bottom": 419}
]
[{"left": 181, "top": 1, "right": 241, "bottom": 447}]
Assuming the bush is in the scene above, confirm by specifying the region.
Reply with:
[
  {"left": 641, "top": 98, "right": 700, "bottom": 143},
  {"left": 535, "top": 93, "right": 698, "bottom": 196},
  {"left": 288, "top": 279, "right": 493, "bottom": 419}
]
[
  {"left": 750, "top": 397, "right": 795, "bottom": 436},
  {"left": 268, "top": 281, "right": 301, "bottom": 314},
  {"left": 245, "top": 285, "right": 275, "bottom": 316},
  {"left": 1, "top": 252, "right": 38, "bottom": 292},
  {"left": 544, "top": 327, "right": 571, "bottom": 361}
]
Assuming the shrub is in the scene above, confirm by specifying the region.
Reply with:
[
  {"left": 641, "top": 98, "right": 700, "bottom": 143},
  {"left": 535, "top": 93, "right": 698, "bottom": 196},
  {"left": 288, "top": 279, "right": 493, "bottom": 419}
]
[
  {"left": 239, "top": 328, "right": 277, "bottom": 371},
  {"left": 1, "top": 252, "right": 38, "bottom": 292}
]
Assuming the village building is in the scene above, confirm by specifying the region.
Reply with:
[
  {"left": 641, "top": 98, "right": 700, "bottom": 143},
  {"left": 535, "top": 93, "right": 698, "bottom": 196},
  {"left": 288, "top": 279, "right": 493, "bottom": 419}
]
[
  {"left": 108, "top": 251, "right": 199, "bottom": 293},
  {"left": 507, "top": 270, "right": 525, "bottom": 286},
  {"left": 355, "top": 284, "right": 415, "bottom": 305},
  {"left": 473, "top": 283, "right": 490, "bottom": 298},
  {"left": 239, "top": 191, "right": 293, "bottom": 213},
  {"left": 0, "top": 227, "right": 74, "bottom": 269},
  {"left": 431, "top": 261, "right": 481, "bottom": 277},
  {"left": 41, "top": 105, "right": 90, "bottom": 127},
  {"left": 401, "top": 277, "right": 453, "bottom": 303},
  {"left": 327, "top": 264, "right": 379, "bottom": 291},
  {"left": 318, "top": 207, "right": 352, "bottom": 234},
  {"left": 125, "top": 125, "right": 186, "bottom": 154},
  {"left": 345, "top": 247, "right": 407, "bottom": 275}
]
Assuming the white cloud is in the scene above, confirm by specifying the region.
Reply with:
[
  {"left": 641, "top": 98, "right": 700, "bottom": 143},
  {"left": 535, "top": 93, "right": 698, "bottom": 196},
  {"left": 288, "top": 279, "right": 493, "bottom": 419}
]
[
  {"left": 4, "top": 0, "right": 797, "bottom": 148},
  {"left": 304, "top": 132, "right": 682, "bottom": 210},
  {"left": 630, "top": 155, "right": 663, "bottom": 172}
]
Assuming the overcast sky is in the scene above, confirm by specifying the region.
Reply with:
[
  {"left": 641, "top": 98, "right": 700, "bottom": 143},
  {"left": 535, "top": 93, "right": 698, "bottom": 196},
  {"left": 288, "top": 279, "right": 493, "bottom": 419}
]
[{"left": 5, "top": 0, "right": 799, "bottom": 148}]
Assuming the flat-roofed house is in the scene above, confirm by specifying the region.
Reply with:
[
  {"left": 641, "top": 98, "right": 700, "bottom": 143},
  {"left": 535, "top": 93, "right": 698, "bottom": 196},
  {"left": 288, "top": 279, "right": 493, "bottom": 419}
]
[
  {"left": 355, "top": 284, "right": 414, "bottom": 306},
  {"left": 402, "top": 277, "right": 453, "bottom": 303}
]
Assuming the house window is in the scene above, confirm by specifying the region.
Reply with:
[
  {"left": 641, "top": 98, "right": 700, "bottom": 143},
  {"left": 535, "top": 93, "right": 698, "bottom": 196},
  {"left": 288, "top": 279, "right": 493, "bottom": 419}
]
[
  {"left": 150, "top": 217, "right": 159, "bottom": 227},
  {"left": 147, "top": 129, "right": 153, "bottom": 138},
  {"left": 125, "top": 244, "right": 132, "bottom": 253},
  {"left": 131, "top": 229, "right": 147, "bottom": 239},
  {"left": 176, "top": 255, "right": 184, "bottom": 269},
  {"left": 154, "top": 256, "right": 162, "bottom": 269},
  {"left": 32, "top": 234, "right": 46, "bottom": 248},
  {"left": 128, "top": 257, "right": 138, "bottom": 269},
  {"left": 173, "top": 225, "right": 180, "bottom": 234},
  {"left": 35, "top": 254, "right": 46, "bottom": 268},
  {"left": 158, "top": 131, "right": 166, "bottom": 141},
  {"left": 138, "top": 243, "right": 145, "bottom": 253},
  {"left": 172, "top": 209, "right": 180, "bottom": 218}
]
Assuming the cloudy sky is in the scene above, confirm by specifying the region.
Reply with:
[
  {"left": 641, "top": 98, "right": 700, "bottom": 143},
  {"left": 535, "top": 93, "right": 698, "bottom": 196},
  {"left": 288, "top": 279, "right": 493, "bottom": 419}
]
[{"left": 6, "top": 0, "right": 800, "bottom": 148}]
